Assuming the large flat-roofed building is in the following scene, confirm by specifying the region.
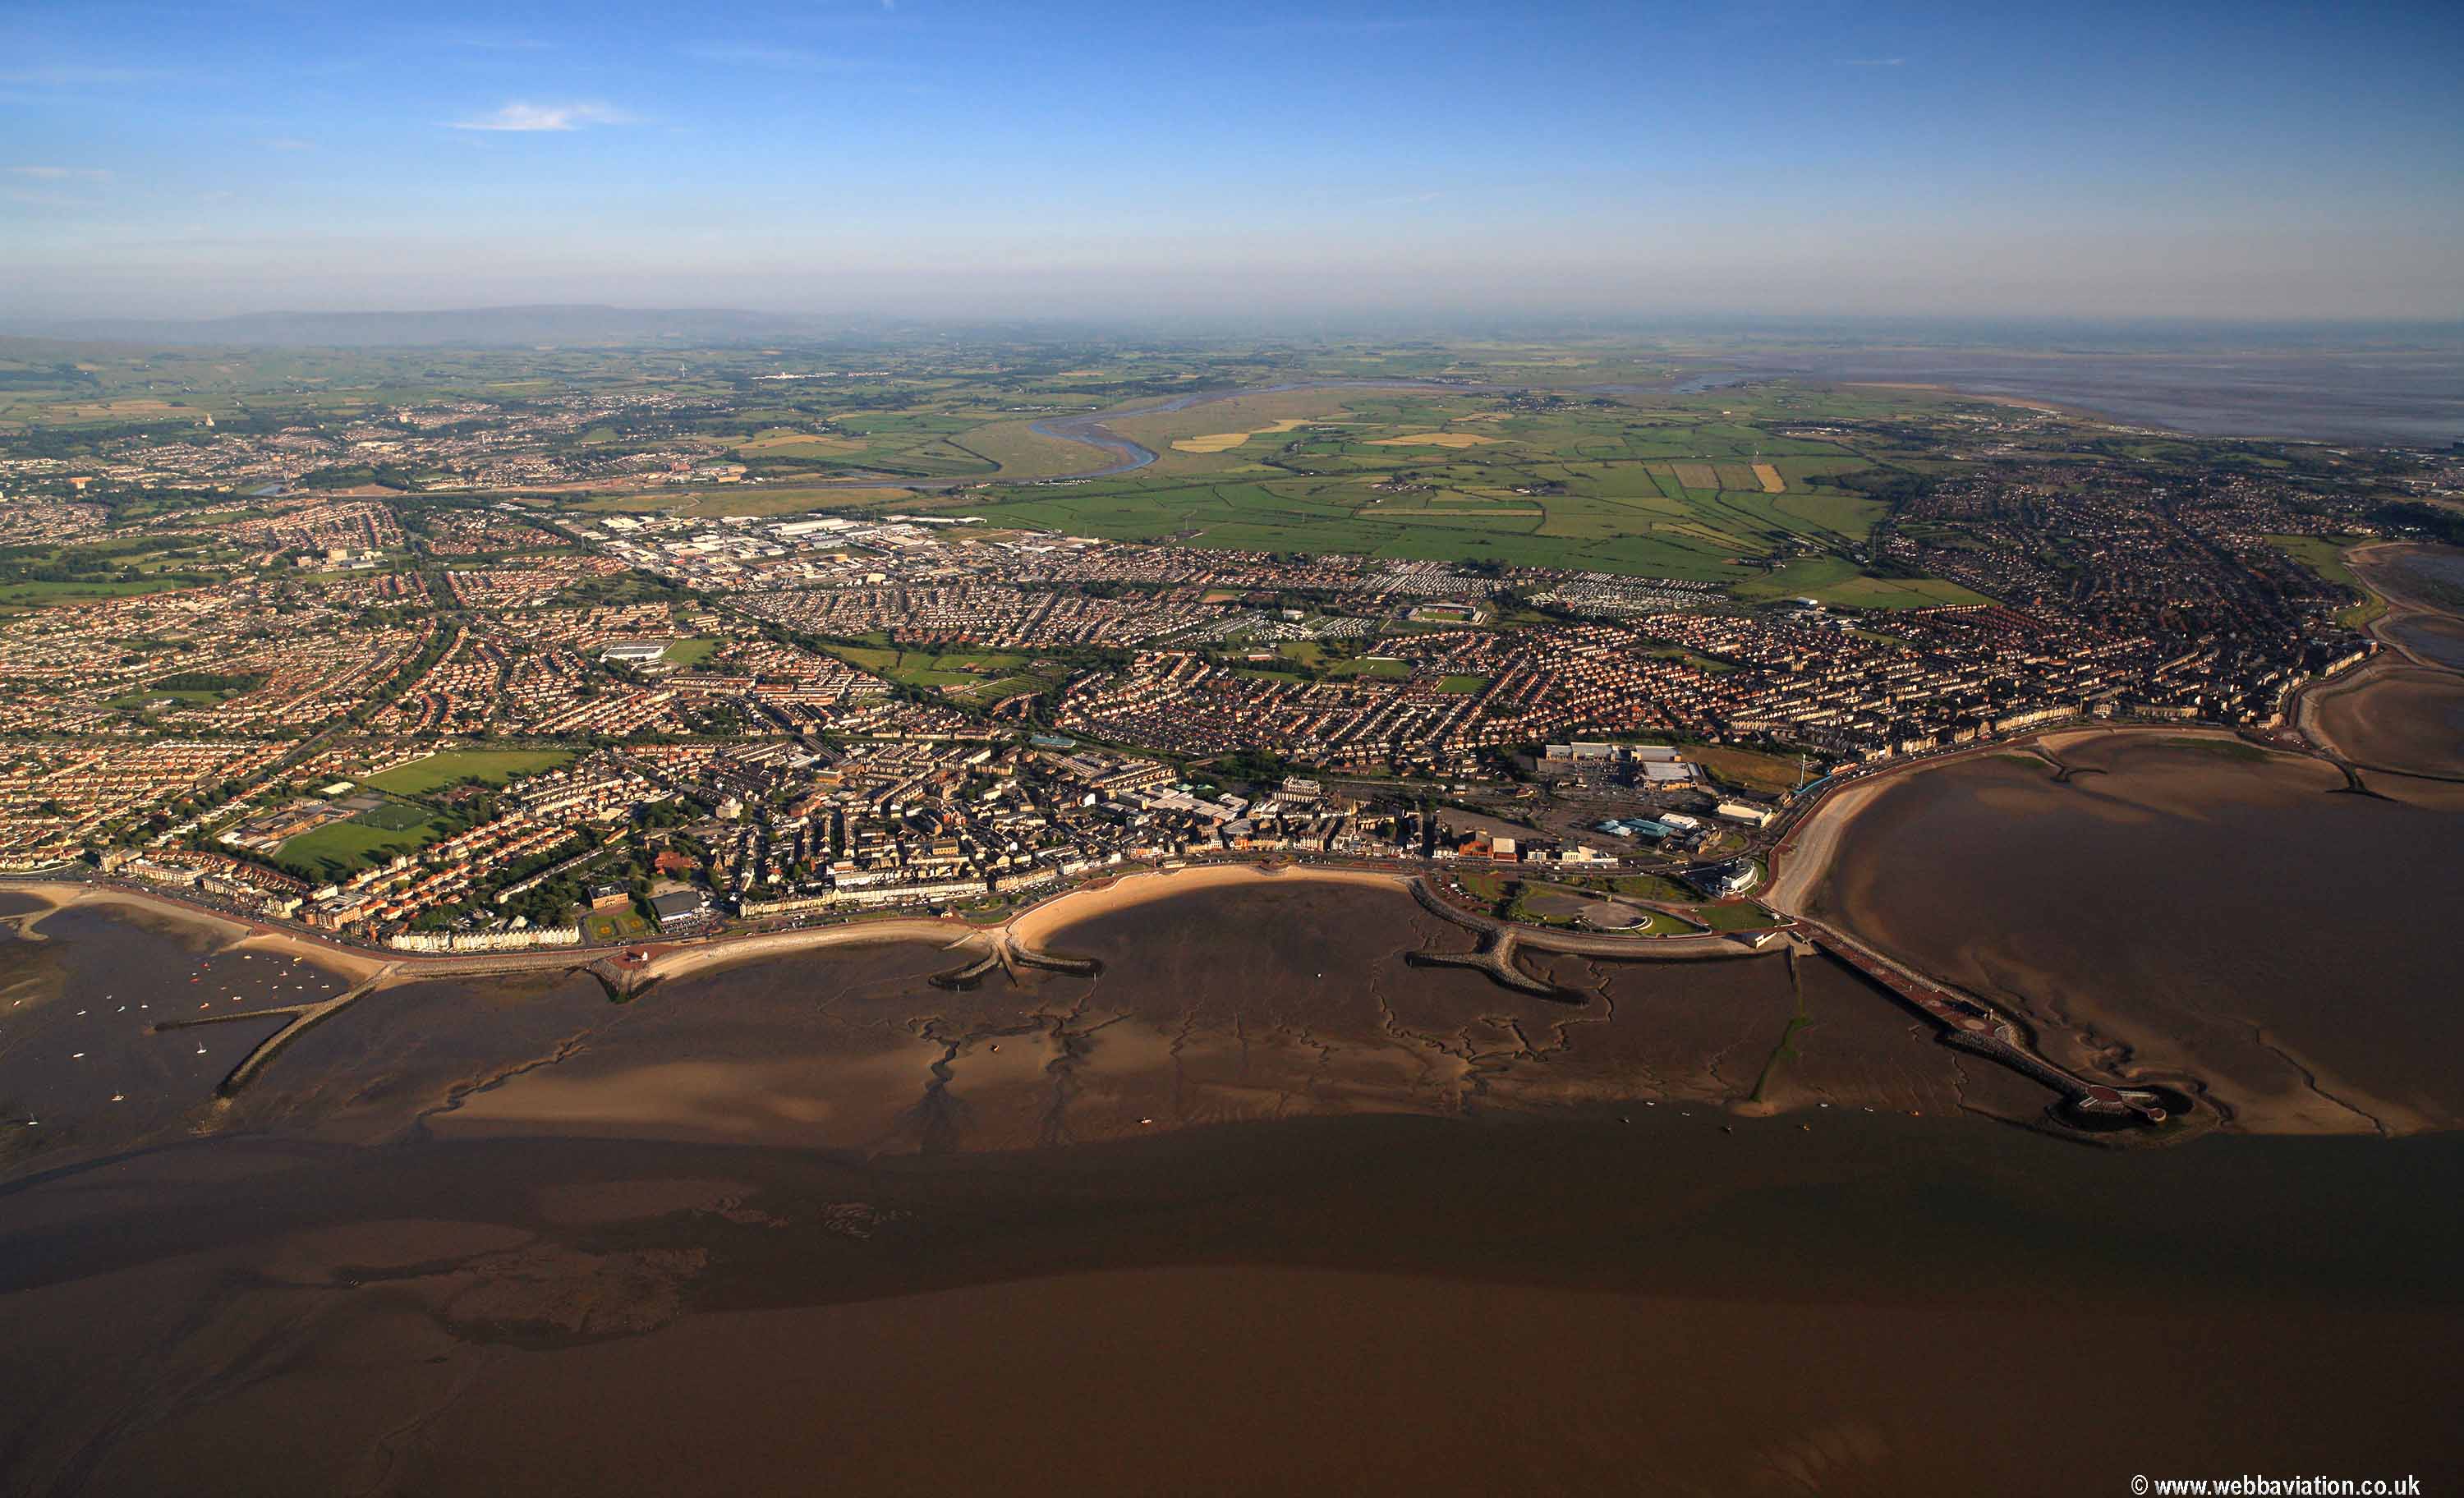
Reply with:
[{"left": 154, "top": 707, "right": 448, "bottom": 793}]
[
  {"left": 649, "top": 889, "right": 713, "bottom": 929},
  {"left": 1714, "top": 799, "right": 1774, "bottom": 827}
]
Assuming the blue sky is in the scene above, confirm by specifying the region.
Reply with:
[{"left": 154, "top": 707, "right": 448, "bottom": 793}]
[{"left": 3, "top": 0, "right": 2460, "bottom": 319}]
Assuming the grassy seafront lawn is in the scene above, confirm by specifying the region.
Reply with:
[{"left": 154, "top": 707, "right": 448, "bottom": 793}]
[
  {"left": 363, "top": 749, "right": 576, "bottom": 797},
  {"left": 583, "top": 909, "right": 655, "bottom": 944},
  {"left": 1683, "top": 742, "right": 1814, "bottom": 796},
  {"left": 1690, "top": 898, "right": 1778, "bottom": 931}
]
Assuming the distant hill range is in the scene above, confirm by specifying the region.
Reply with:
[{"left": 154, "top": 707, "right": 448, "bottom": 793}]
[{"left": 0, "top": 305, "right": 815, "bottom": 348}]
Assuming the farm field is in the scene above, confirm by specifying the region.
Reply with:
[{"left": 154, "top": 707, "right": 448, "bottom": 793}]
[
  {"left": 363, "top": 749, "right": 576, "bottom": 796},
  {"left": 893, "top": 384, "right": 1968, "bottom": 590},
  {"left": 1, "top": 351, "right": 2039, "bottom": 617}
]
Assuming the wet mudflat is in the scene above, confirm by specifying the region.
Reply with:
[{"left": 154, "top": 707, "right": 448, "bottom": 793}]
[
  {"left": 2314, "top": 664, "right": 2464, "bottom": 778},
  {"left": 2314, "top": 544, "right": 2464, "bottom": 779},
  {"left": 2, "top": 881, "right": 2459, "bottom": 1493},
  {"left": 0, "top": 903, "right": 350, "bottom": 1177},
  {"left": 3, "top": 1110, "right": 2458, "bottom": 1496},
  {"left": 1813, "top": 736, "right": 2464, "bottom": 1135}
]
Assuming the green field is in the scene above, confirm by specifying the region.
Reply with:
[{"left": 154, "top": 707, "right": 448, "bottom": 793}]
[
  {"left": 1608, "top": 873, "right": 1695, "bottom": 903},
  {"left": 1326, "top": 656, "right": 1411, "bottom": 679},
  {"left": 664, "top": 637, "right": 721, "bottom": 667},
  {"left": 364, "top": 749, "right": 575, "bottom": 796},
  {"left": 278, "top": 804, "right": 451, "bottom": 880},
  {"left": 584, "top": 910, "right": 655, "bottom": 944},
  {"left": 1685, "top": 743, "right": 1812, "bottom": 796},
  {"left": 1690, "top": 899, "right": 1778, "bottom": 931},
  {"left": 2264, "top": 534, "right": 2384, "bottom": 627},
  {"left": 876, "top": 385, "right": 1949, "bottom": 586},
  {"left": 1731, "top": 557, "right": 1987, "bottom": 609},
  {"left": 107, "top": 687, "right": 229, "bottom": 710},
  {"left": 0, "top": 577, "right": 203, "bottom": 609},
  {"left": 819, "top": 641, "right": 1046, "bottom": 697}
]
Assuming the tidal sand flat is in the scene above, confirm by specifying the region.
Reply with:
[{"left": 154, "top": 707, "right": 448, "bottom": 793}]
[
  {"left": 2308, "top": 543, "right": 2464, "bottom": 783},
  {"left": 1811, "top": 735, "right": 2464, "bottom": 1135},
  {"left": 3, "top": 1115, "right": 2459, "bottom": 1496},
  {"left": 4, "top": 873, "right": 2463, "bottom": 1493},
  {"left": 272, "top": 877, "right": 2033, "bottom": 1156},
  {"left": 2312, "top": 666, "right": 2464, "bottom": 780},
  {"left": 0, "top": 902, "right": 356, "bottom": 1177}
]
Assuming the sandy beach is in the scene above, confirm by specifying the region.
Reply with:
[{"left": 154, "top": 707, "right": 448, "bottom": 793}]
[
  {"left": 1004, "top": 861, "right": 1412, "bottom": 949},
  {"left": 628, "top": 917, "right": 982, "bottom": 987},
  {"left": 2, "top": 880, "right": 395, "bottom": 981},
  {"left": 2, "top": 863, "right": 1423, "bottom": 999}
]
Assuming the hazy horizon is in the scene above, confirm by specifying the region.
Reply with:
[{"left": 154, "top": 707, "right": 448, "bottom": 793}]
[{"left": 5, "top": 0, "right": 2461, "bottom": 324}]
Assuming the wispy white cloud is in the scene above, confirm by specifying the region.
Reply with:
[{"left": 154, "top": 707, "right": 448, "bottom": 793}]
[
  {"left": 9, "top": 165, "right": 112, "bottom": 181},
  {"left": 448, "top": 101, "right": 632, "bottom": 131}
]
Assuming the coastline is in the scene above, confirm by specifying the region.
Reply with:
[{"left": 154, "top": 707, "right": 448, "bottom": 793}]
[
  {"left": 7, "top": 720, "right": 2421, "bottom": 1146},
  {"left": 2, "top": 879, "right": 395, "bottom": 981},
  {"left": 1761, "top": 721, "right": 2270, "bottom": 922},
  {"left": 1005, "top": 861, "right": 1411, "bottom": 950},
  {"left": 1763, "top": 715, "right": 2464, "bottom": 1140},
  {"left": 1833, "top": 379, "right": 2079, "bottom": 416},
  {"left": 0, "top": 862, "right": 1428, "bottom": 1005},
  {"left": 2292, "top": 541, "right": 2464, "bottom": 780}
]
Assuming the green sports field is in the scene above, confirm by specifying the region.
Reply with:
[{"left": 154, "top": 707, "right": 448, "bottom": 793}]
[
  {"left": 276, "top": 802, "right": 453, "bottom": 880},
  {"left": 364, "top": 749, "right": 575, "bottom": 797}
]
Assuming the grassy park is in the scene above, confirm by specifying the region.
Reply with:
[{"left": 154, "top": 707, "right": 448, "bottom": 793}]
[
  {"left": 364, "top": 749, "right": 575, "bottom": 797},
  {"left": 276, "top": 800, "right": 453, "bottom": 880}
]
